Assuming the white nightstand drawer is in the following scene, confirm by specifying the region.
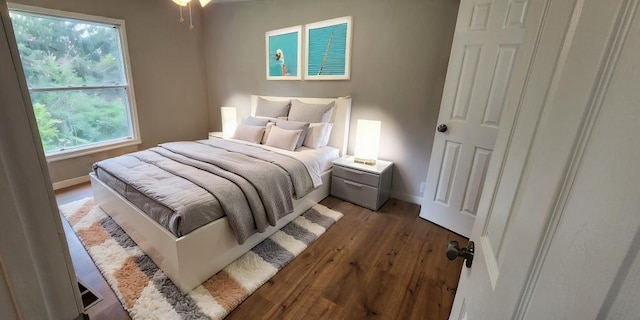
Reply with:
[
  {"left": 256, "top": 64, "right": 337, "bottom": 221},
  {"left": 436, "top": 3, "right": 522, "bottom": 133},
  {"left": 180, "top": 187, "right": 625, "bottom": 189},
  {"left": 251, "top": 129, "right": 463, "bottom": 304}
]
[
  {"left": 331, "top": 176, "right": 379, "bottom": 210},
  {"left": 333, "top": 165, "right": 380, "bottom": 188}
]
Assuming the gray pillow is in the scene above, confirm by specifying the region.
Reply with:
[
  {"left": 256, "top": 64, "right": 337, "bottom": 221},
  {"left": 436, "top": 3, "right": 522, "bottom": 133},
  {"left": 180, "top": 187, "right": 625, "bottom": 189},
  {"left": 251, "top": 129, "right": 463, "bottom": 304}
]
[
  {"left": 244, "top": 116, "right": 270, "bottom": 126},
  {"left": 276, "top": 119, "right": 310, "bottom": 150},
  {"left": 288, "top": 99, "right": 335, "bottom": 123},
  {"left": 255, "top": 98, "right": 291, "bottom": 118},
  {"left": 232, "top": 123, "right": 265, "bottom": 144}
]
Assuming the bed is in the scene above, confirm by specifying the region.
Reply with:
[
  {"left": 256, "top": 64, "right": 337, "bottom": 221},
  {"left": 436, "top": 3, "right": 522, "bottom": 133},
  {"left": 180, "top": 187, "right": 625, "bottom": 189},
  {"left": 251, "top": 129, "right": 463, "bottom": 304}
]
[{"left": 90, "top": 95, "right": 351, "bottom": 293}]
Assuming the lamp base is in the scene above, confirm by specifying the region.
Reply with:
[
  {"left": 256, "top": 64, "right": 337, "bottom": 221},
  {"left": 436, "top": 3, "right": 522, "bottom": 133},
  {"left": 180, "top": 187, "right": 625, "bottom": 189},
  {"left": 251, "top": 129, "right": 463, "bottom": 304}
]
[{"left": 354, "top": 157, "right": 377, "bottom": 165}]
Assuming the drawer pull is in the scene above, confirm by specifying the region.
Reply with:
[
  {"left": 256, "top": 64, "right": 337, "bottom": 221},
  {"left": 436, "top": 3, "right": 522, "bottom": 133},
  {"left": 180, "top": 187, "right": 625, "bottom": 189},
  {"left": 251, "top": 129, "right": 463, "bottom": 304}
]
[
  {"left": 344, "top": 180, "right": 364, "bottom": 188},
  {"left": 343, "top": 167, "right": 363, "bottom": 175}
]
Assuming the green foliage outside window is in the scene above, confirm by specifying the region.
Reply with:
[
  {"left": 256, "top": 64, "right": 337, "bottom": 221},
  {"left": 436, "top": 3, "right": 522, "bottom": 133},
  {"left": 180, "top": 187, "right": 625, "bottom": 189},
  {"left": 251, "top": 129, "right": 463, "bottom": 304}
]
[{"left": 10, "top": 10, "right": 133, "bottom": 154}]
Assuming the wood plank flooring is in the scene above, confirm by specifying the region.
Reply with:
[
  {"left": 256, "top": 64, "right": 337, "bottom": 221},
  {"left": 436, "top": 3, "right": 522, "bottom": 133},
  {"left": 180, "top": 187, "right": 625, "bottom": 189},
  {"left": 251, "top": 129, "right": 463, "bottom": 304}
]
[
  {"left": 56, "top": 183, "right": 130, "bottom": 320},
  {"left": 56, "top": 183, "right": 466, "bottom": 320}
]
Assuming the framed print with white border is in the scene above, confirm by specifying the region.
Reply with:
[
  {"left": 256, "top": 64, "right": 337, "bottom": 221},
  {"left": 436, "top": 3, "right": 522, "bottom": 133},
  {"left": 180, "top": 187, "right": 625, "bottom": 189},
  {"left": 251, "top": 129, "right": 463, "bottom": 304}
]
[
  {"left": 266, "top": 25, "right": 302, "bottom": 80},
  {"left": 305, "top": 16, "right": 353, "bottom": 80}
]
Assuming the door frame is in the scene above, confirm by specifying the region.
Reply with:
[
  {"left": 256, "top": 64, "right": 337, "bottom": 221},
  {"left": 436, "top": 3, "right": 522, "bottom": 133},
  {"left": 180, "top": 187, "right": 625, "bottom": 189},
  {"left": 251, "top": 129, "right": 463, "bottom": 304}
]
[{"left": 0, "top": 1, "right": 84, "bottom": 318}]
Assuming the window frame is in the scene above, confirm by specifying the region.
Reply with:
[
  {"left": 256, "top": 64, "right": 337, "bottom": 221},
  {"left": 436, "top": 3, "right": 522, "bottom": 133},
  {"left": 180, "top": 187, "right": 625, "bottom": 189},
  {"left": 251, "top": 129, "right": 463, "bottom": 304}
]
[{"left": 8, "top": 3, "right": 141, "bottom": 162}]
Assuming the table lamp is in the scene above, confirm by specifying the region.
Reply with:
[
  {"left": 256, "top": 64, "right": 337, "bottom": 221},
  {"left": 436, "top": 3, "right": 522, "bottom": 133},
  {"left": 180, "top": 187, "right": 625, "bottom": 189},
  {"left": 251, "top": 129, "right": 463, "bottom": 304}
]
[{"left": 353, "top": 119, "right": 381, "bottom": 165}]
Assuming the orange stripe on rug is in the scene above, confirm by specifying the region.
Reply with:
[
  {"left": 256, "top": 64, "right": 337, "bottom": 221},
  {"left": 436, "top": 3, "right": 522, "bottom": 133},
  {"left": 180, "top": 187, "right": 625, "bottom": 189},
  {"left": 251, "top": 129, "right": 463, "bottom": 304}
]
[
  {"left": 77, "top": 222, "right": 110, "bottom": 246},
  {"left": 202, "top": 270, "right": 249, "bottom": 311},
  {"left": 67, "top": 198, "right": 95, "bottom": 226},
  {"left": 114, "top": 256, "right": 150, "bottom": 309}
]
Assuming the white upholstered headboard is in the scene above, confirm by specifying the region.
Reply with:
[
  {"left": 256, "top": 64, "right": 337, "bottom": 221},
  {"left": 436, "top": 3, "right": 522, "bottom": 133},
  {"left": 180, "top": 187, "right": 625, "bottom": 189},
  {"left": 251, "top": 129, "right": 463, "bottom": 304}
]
[{"left": 250, "top": 95, "right": 352, "bottom": 156}]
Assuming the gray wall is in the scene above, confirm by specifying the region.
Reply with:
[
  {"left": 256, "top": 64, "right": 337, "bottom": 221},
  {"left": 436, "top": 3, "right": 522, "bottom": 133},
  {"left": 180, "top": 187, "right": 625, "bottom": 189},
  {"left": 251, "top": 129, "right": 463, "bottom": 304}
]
[
  {"left": 12, "top": 0, "right": 210, "bottom": 184},
  {"left": 203, "top": 0, "right": 458, "bottom": 201}
]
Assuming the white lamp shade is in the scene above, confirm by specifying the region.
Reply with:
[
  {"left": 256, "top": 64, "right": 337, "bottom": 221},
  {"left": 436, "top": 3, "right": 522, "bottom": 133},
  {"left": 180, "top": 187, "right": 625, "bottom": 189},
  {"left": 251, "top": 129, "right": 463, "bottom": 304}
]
[
  {"left": 199, "top": 0, "right": 212, "bottom": 7},
  {"left": 172, "top": 0, "right": 191, "bottom": 6},
  {"left": 220, "top": 106, "right": 237, "bottom": 138},
  {"left": 353, "top": 119, "right": 381, "bottom": 165}
]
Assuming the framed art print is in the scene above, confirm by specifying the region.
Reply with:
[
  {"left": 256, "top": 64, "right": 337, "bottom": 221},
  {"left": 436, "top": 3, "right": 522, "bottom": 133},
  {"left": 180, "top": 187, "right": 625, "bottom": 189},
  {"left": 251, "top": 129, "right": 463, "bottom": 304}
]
[
  {"left": 266, "top": 25, "right": 302, "bottom": 80},
  {"left": 305, "top": 16, "right": 353, "bottom": 80}
]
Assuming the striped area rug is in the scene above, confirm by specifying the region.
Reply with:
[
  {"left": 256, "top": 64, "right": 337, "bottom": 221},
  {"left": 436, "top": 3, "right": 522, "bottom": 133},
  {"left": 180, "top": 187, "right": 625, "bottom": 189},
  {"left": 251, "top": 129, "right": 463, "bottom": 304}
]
[{"left": 60, "top": 198, "right": 343, "bottom": 320}]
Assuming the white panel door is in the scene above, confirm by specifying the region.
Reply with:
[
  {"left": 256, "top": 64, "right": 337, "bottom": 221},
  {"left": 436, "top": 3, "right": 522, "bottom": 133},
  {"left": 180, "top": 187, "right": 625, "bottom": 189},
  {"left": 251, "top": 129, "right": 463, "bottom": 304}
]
[
  {"left": 450, "top": 0, "right": 640, "bottom": 318},
  {"left": 420, "top": 0, "right": 530, "bottom": 237}
]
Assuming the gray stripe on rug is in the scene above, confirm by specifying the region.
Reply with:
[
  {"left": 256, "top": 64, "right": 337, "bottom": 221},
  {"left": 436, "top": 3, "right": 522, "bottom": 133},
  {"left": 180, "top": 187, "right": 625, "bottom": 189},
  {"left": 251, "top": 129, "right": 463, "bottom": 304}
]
[
  {"left": 280, "top": 222, "right": 318, "bottom": 245},
  {"left": 302, "top": 208, "right": 337, "bottom": 229},
  {"left": 251, "top": 238, "right": 295, "bottom": 269},
  {"left": 153, "top": 276, "right": 211, "bottom": 320},
  {"left": 134, "top": 254, "right": 159, "bottom": 278},
  {"left": 100, "top": 217, "right": 137, "bottom": 248},
  {"left": 100, "top": 216, "right": 209, "bottom": 319}
]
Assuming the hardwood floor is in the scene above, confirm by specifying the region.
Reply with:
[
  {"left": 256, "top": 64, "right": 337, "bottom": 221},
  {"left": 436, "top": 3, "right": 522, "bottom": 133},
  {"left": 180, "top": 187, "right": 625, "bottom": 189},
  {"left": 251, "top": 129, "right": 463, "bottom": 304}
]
[
  {"left": 56, "top": 183, "right": 466, "bottom": 320},
  {"left": 56, "top": 183, "right": 130, "bottom": 320}
]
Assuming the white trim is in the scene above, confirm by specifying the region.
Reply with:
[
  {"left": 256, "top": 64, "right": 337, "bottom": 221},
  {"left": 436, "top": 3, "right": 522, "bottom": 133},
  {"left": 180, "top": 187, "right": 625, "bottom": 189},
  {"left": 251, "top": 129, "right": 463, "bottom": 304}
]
[
  {"left": 8, "top": 3, "right": 123, "bottom": 25},
  {"left": 29, "top": 84, "right": 128, "bottom": 92},
  {"left": 45, "top": 138, "right": 141, "bottom": 162},
  {"left": 391, "top": 191, "right": 422, "bottom": 205},
  {"left": 7, "top": 3, "right": 142, "bottom": 161},
  {"left": 118, "top": 17, "right": 141, "bottom": 149},
  {"left": 52, "top": 175, "right": 90, "bottom": 191}
]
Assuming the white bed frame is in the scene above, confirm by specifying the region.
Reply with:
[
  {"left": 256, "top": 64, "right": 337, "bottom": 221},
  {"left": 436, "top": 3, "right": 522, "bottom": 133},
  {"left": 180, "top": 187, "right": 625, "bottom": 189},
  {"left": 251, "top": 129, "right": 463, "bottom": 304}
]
[{"left": 90, "top": 95, "right": 351, "bottom": 293}]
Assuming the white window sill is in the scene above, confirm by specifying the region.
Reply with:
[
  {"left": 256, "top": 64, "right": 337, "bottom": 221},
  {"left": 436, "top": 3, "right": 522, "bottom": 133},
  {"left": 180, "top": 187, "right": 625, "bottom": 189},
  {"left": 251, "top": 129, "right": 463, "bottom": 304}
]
[{"left": 45, "top": 138, "right": 141, "bottom": 162}]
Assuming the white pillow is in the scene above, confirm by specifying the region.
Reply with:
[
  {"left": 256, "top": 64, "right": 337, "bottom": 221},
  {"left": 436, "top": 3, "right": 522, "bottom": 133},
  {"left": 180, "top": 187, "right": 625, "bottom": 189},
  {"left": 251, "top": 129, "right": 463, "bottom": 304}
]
[
  {"left": 261, "top": 122, "right": 275, "bottom": 144},
  {"left": 265, "top": 126, "right": 302, "bottom": 151},
  {"left": 232, "top": 123, "right": 265, "bottom": 144},
  {"left": 321, "top": 122, "right": 334, "bottom": 147},
  {"left": 304, "top": 122, "right": 333, "bottom": 149}
]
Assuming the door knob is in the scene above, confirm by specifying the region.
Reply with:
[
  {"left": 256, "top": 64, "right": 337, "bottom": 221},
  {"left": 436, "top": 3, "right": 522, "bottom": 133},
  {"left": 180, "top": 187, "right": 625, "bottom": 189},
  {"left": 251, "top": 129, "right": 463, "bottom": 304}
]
[
  {"left": 437, "top": 124, "right": 448, "bottom": 133},
  {"left": 446, "top": 240, "right": 474, "bottom": 268}
]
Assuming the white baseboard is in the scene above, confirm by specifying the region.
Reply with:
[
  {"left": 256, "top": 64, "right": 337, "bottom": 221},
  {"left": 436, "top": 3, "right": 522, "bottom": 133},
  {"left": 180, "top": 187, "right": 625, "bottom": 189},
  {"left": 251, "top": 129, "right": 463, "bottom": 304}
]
[
  {"left": 391, "top": 191, "right": 423, "bottom": 205},
  {"left": 52, "top": 175, "right": 90, "bottom": 190}
]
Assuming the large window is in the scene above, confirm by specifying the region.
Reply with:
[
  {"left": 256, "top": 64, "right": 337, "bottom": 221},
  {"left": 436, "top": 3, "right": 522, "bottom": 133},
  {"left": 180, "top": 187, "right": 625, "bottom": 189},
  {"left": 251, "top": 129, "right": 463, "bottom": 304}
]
[{"left": 9, "top": 5, "right": 140, "bottom": 160}]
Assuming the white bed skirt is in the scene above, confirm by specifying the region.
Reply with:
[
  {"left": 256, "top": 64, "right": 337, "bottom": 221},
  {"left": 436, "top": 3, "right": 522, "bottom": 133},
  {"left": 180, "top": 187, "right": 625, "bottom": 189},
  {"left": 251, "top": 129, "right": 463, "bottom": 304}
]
[{"left": 90, "top": 171, "right": 331, "bottom": 293}]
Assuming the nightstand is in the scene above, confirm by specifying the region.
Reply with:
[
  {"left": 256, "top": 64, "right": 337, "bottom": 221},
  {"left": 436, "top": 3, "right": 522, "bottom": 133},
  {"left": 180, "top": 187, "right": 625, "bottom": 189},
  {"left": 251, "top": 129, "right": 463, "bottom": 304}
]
[
  {"left": 331, "top": 156, "right": 393, "bottom": 211},
  {"left": 208, "top": 132, "right": 224, "bottom": 139}
]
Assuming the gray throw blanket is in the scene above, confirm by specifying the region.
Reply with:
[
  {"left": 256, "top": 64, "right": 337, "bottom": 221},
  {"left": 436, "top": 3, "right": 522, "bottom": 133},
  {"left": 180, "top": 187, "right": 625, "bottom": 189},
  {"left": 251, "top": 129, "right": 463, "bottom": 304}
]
[{"left": 93, "top": 140, "right": 314, "bottom": 244}]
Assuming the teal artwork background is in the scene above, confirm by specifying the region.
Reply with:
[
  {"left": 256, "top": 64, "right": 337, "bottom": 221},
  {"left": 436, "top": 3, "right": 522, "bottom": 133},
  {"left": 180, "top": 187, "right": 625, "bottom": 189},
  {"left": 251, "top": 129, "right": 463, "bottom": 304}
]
[
  {"left": 268, "top": 32, "right": 299, "bottom": 77},
  {"left": 307, "top": 22, "right": 348, "bottom": 76}
]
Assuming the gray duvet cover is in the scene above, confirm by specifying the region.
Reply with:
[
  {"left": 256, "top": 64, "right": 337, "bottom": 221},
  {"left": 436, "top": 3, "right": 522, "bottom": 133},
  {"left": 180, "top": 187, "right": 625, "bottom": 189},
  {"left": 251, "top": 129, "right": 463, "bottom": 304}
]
[{"left": 93, "top": 139, "right": 314, "bottom": 244}]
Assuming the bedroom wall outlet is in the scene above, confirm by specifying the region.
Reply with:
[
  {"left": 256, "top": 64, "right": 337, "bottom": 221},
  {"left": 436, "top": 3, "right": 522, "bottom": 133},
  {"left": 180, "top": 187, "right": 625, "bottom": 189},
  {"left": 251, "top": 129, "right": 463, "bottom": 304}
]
[{"left": 419, "top": 182, "right": 426, "bottom": 194}]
